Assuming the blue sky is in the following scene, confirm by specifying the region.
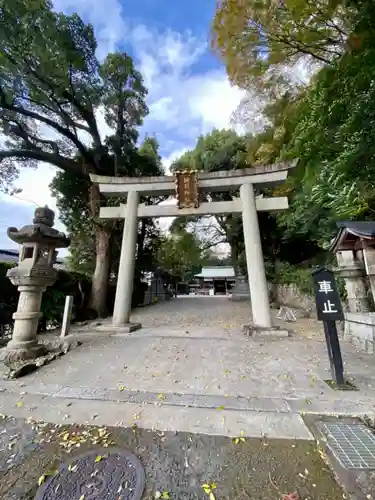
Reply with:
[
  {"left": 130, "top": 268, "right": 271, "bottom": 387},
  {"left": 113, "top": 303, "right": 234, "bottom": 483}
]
[{"left": 0, "top": 0, "right": 256, "bottom": 249}]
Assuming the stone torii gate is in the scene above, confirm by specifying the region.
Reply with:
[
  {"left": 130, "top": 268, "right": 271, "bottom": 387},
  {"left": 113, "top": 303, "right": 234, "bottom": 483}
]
[{"left": 90, "top": 161, "right": 294, "bottom": 332}]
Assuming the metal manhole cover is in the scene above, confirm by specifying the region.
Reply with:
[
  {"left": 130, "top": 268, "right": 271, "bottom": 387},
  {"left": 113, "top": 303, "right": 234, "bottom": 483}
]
[
  {"left": 321, "top": 422, "right": 375, "bottom": 469},
  {"left": 34, "top": 448, "right": 145, "bottom": 500}
]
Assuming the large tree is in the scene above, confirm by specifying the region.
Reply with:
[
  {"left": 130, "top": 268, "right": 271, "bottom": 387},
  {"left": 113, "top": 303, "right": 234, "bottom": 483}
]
[
  {"left": 156, "top": 230, "right": 206, "bottom": 282},
  {"left": 211, "top": 0, "right": 357, "bottom": 92},
  {"left": 0, "top": 0, "right": 151, "bottom": 314},
  {"left": 50, "top": 137, "right": 164, "bottom": 312},
  {"left": 277, "top": 0, "right": 375, "bottom": 245},
  {"left": 171, "top": 127, "right": 322, "bottom": 273},
  {"left": 171, "top": 129, "right": 248, "bottom": 267}
]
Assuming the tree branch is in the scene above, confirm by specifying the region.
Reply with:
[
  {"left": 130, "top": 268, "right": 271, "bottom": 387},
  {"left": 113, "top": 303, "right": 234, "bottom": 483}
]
[
  {"left": 0, "top": 87, "right": 93, "bottom": 168},
  {"left": 0, "top": 149, "right": 80, "bottom": 174}
]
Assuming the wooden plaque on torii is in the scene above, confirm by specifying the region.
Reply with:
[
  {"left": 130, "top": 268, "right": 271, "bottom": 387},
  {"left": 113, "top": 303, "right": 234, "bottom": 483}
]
[{"left": 174, "top": 171, "right": 199, "bottom": 209}]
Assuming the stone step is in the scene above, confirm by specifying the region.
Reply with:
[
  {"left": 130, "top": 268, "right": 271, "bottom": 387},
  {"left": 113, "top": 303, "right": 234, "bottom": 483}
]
[
  {"left": 10, "top": 384, "right": 373, "bottom": 417},
  {"left": 0, "top": 390, "right": 313, "bottom": 440}
]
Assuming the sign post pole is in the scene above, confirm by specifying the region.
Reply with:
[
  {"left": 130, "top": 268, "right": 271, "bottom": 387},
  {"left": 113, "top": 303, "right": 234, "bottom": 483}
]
[{"left": 312, "top": 268, "right": 345, "bottom": 386}]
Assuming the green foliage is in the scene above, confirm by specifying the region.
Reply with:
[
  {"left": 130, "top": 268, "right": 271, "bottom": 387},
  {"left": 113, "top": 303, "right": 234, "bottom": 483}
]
[
  {"left": 277, "top": 1, "right": 375, "bottom": 245},
  {"left": 274, "top": 262, "right": 315, "bottom": 296},
  {"left": 172, "top": 128, "right": 248, "bottom": 173},
  {"left": 211, "top": 0, "right": 355, "bottom": 91},
  {"left": 171, "top": 129, "right": 249, "bottom": 269},
  {"left": 156, "top": 230, "right": 205, "bottom": 282},
  {"left": 0, "top": 262, "right": 19, "bottom": 339},
  {"left": 171, "top": 127, "right": 323, "bottom": 273},
  {"left": 0, "top": 261, "right": 82, "bottom": 340}
]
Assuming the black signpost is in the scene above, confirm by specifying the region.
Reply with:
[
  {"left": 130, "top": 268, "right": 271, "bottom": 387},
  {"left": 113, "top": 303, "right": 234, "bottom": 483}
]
[{"left": 312, "top": 267, "right": 345, "bottom": 386}]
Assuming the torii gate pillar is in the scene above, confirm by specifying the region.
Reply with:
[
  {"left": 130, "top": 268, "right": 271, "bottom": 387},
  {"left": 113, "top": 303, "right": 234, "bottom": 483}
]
[
  {"left": 112, "top": 191, "right": 140, "bottom": 327},
  {"left": 240, "top": 182, "right": 272, "bottom": 328}
]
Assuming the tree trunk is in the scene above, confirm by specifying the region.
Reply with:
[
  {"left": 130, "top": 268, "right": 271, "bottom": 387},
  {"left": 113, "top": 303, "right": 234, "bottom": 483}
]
[
  {"left": 89, "top": 226, "right": 111, "bottom": 317},
  {"left": 230, "top": 242, "right": 239, "bottom": 273},
  {"left": 87, "top": 180, "right": 112, "bottom": 318}
]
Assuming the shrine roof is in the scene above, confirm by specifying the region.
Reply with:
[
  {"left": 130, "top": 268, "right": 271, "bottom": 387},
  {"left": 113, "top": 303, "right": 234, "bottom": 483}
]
[
  {"left": 195, "top": 266, "right": 235, "bottom": 279},
  {"left": 329, "top": 221, "right": 375, "bottom": 252}
]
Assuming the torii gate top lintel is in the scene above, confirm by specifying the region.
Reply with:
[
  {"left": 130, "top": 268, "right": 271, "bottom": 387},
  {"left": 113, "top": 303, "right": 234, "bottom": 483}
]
[{"left": 89, "top": 160, "right": 297, "bottom": 197}]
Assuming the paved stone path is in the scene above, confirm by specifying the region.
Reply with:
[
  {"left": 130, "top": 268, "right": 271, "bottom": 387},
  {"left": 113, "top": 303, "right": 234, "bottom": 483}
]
[{"left": 0, "top": 297, "right": 374, "bottom": 442}]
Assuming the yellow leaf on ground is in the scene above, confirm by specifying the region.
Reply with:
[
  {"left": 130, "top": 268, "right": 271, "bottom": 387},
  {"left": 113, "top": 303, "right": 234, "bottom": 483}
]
[
  {"left": 118, "top": 385, "right": 125, "bottom": 391},
  {"left": 95, "top": 455, "right": 104, "bottom": 463},
  {"left": 38, "top": 475, "right": 45, "bottom": 486},
  {"left": 16, "top": 402, "right": 23, "bottom": 407}
]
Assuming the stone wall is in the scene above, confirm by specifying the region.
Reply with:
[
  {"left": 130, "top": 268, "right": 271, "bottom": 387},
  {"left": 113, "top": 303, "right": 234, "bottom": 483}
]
[
  {"left": 272, "top": 283, "right": 315, "bottom": 313},
  {"left": 344, "top": 312, "right": 375, "bottom": 354}
]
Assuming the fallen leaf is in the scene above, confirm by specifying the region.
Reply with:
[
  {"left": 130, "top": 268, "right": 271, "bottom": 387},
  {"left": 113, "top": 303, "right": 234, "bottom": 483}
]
[
  {"left": 217, "top": 405, "right": 225, "bottom": 410},
  {"left": 38, "top": 475, "right": 46, "bottom": 486},
  {"left": 118, "top": 385, "right": 125, "bottom": 391},
  {"left": 16, "top": 402, "right": 23, "bottom": 407},
  {"left": 95, "top": 455, "right": 104, "bottom": 463}
]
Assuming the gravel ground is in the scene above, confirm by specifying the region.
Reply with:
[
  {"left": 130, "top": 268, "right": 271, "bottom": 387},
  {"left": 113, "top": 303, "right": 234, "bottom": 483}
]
[
  {"left": 129, "top": 297, "right": 322, "bottom": 337},
  {"left": 0, "top": 416, "right": 344, "bottom": 500}
]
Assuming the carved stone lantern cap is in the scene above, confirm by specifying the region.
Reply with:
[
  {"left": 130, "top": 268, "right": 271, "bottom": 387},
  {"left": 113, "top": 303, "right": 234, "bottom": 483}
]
[
  {"left": 7, "top": 205, "right": 70, "bottom": 248},
  {"left": 33, "top": 205, "right": 55, "bottom": 227}
]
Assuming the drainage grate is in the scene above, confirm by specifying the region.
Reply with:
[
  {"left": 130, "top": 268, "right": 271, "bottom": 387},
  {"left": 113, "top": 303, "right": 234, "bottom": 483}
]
[{"left": 321, "top": 422, "right": 375, "bottom": 469}]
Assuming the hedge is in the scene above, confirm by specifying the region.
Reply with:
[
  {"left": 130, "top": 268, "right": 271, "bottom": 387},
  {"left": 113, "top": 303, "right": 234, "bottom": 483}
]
[
  {"left": 0, "top": 262, "right": 149, "bottom": 345},
  {"left": 0, "top": 262, "right": 93, "bottom": 343}
]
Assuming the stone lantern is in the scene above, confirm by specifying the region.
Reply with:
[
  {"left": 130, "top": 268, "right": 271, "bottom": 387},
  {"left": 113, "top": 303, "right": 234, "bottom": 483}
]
[{"left": 2, "top": 206, "right": 70, "bottom": 363}]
